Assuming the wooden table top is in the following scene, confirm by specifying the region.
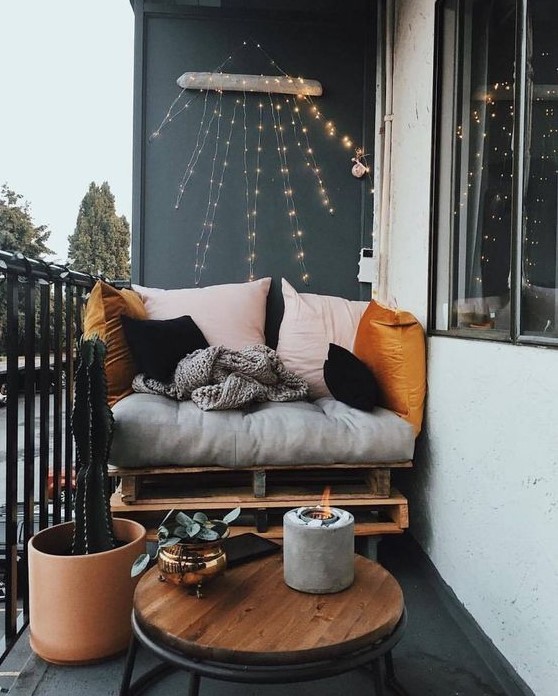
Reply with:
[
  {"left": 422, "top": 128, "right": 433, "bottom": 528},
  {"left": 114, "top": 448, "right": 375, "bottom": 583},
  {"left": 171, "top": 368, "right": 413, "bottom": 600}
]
[{"left": 134, "top": 553, "right": 404, "bottom": 666}]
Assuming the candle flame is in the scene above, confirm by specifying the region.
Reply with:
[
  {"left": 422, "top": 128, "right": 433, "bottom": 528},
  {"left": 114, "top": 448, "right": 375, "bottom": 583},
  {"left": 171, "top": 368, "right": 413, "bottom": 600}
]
[{"left": 320, "top": 486, "right": 332, "bottom": 516}]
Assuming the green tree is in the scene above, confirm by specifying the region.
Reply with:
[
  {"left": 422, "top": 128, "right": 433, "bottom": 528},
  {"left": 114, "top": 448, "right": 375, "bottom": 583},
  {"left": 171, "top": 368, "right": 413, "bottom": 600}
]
[
  {"left": 68, "top": 182, "right": 130, "bottom": 279},
  {"left": 0, "top": 184, "right": 53, "bottom": 258},
  {"left": 0, "top": 185, "right": 54, "bottom": 354}
]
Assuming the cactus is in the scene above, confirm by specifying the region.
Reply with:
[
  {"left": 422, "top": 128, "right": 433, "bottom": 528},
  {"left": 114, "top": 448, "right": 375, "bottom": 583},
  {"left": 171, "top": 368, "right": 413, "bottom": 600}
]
[{"left": 71, "top": 335, "right": 116, "bottom": 554}]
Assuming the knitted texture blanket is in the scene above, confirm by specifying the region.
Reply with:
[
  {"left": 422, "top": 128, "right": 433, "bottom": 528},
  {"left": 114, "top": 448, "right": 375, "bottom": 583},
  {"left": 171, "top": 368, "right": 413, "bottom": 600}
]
[{"left": 132, "top": 344, "right": 309, "bottom": 411}]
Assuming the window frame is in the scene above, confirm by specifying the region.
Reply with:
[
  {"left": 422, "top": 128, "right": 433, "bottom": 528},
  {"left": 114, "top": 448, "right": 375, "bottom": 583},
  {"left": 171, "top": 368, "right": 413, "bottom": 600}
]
[{"left": 429, "top": 0, "right": 558, "bottom": 346}]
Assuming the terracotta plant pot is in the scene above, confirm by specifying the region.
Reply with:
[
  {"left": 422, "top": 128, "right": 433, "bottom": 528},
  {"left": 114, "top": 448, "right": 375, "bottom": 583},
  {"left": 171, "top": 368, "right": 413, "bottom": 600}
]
[{"left": 28, "top": 517, "right": 146, "bottom": 664}]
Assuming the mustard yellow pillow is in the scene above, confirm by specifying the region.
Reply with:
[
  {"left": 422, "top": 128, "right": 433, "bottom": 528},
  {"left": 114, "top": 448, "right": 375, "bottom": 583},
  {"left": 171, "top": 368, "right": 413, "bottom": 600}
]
[
  {"left": 83, "top": 281, "right": 147, "bottom": 407},
  {"left": 353, "top": 301, "right": 426, "bottom": 436}
]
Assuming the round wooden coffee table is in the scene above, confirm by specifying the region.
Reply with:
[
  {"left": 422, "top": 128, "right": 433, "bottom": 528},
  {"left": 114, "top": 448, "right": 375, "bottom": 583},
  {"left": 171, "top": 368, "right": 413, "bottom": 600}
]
[{"left": 119, "top": 552, "right": 407, "bottom": 696}]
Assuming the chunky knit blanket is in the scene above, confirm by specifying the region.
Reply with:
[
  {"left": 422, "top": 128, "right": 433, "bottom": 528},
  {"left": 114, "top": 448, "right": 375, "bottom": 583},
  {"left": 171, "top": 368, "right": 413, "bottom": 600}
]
[{"left": 132, "top": 344, "right": 308, "bottom": 411}]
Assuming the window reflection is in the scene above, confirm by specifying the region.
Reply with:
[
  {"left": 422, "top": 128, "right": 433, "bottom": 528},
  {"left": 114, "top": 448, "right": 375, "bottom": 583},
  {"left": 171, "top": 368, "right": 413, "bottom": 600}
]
[
  {"left": 434, "top": 0, "right": 558, "bottom": 340},
  {"left": 521, "top": 1, "right": 558, "bottom": 336}
]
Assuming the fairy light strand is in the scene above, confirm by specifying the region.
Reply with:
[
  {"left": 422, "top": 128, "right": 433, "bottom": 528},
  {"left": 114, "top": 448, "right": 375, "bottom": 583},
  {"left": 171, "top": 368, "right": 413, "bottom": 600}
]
[
  {"left": 248, "top": 102, "right": 264, "bottom": 281},
  {"left": 241, "top": 91, "right": 253, "bottom": 280},
  {"left": 269, "top": 94, "right": 309, "bottom": 284},
  {"left": 250, "top": 39, "right": 365, "bottom": 164},
  {"left": 194, "top": 90, "right": 224, "bottom": 275},
  {"left": 150, "top": 46, "right": 247, "bottom": 140},
  {"left": 194, "top": 99, "right": 239, "bottom": 285},
  {"left": 175, "top": 89, "right": 215, "bottom": 208},
  {"left": 285, "top": 96, "right": 335, "bottom": 214}
]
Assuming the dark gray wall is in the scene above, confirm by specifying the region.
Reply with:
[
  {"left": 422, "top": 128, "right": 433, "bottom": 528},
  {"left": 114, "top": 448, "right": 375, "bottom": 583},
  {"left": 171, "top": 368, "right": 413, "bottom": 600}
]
[{"left": 131, "top": 1, "right": 375, "bottom": 343}]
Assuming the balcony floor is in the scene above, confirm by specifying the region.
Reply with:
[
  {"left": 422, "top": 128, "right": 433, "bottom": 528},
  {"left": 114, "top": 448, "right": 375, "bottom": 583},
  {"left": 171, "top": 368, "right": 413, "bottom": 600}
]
[{"left": 6, "top": 535, "right": 528, "bottom": 696}]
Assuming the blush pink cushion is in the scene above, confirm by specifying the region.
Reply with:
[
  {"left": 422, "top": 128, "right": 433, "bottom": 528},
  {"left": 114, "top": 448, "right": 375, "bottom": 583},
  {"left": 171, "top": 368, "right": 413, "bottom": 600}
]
[
  {"left": 276, "top": 279, "right": 369, "bottom": 399},
  {"left": 132, "top": 278, "right": 271, "bottom": 350}
]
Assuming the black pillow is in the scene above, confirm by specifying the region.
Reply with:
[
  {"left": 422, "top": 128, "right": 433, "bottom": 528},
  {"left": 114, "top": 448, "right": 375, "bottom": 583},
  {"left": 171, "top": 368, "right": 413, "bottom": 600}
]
[
  {"left": 121, "top": 314, "right": 209, "bottom": 382},
  {"left": 323, "top": 343, "right": 378, "bottom": 412}
]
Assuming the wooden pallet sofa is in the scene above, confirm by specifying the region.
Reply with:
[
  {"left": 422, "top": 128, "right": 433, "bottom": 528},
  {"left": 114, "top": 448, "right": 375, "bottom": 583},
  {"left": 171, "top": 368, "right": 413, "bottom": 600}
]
[{"left": 84, "top": 277, "right": 426, "bottom": 539}]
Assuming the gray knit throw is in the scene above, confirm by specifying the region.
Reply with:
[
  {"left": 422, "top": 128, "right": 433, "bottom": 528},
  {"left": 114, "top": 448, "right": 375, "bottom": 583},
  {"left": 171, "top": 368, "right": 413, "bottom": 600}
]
[{"left": 132, "top": 344, "right": 309, "bottom": 411}]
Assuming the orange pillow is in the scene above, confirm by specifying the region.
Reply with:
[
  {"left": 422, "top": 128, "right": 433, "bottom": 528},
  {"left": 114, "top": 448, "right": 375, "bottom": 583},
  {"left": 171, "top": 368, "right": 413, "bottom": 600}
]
[
  {"left": 83, "top": 281, "right": 148, "bottom": 407},
  {"left": 353, "top": 301, "right": 426, "bottom": 435}
]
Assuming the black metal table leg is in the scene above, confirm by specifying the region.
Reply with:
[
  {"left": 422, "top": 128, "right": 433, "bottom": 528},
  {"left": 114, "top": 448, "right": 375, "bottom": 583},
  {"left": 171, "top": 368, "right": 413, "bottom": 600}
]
[
  {"left": 384, "top": 650, "right": 410, "bottom": 696},
  {"left": 187, "top": 671, "right": 201, "bottom": 696},
  {"left": 119, "top": 635, "right": 139, "bottom": 696},
  {"left": 370, "top": 658, "right": 386, "bottom": 696}
]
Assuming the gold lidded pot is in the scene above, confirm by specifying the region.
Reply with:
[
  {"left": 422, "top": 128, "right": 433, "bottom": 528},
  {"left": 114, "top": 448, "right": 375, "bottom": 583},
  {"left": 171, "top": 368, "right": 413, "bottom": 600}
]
[
  {"left": 130, "top": 508, "right": 241, "bottom": 598},
  {"left": 157, "top": 529, "right": 229, "bottom": 596}
]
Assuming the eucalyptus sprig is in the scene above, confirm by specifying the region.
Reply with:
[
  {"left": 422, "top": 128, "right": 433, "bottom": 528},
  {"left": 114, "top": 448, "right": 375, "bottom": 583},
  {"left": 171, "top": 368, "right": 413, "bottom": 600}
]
[{"left": 131, "top": 507, "right": 241, "bottom": 577}]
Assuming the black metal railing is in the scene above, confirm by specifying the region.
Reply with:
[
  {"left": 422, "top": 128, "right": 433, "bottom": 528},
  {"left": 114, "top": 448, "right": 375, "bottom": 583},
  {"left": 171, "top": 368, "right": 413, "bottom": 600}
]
[{"left": 0, "top": 250, "right": 95, "bottom": 662}]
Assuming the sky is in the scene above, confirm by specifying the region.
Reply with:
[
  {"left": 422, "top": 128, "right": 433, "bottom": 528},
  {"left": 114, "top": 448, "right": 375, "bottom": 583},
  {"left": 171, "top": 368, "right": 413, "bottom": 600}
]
[{"left": 0, "top": 1, "right": 134, "bottom": 263}]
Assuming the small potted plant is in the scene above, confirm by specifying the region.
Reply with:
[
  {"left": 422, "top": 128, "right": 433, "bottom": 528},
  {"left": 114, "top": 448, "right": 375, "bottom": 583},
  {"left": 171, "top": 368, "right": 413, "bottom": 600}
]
[
  {"left": 27, "top": 336, "right": 147, "bottom": 664},
  {"left": 132, "top": 507, "right": 240, "bottom": 596}
]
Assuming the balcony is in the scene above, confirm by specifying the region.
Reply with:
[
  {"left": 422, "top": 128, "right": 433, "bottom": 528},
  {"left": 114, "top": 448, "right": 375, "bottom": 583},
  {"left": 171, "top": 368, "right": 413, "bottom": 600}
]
[{"left": 0, "top": 251, "right": 529, "bottom": 695}]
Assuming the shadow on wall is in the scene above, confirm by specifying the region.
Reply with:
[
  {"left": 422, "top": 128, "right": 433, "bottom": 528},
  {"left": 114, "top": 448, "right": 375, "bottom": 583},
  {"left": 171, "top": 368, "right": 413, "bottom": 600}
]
[{"left": 393, "top": 411, "right": 435, "bottom": 552}]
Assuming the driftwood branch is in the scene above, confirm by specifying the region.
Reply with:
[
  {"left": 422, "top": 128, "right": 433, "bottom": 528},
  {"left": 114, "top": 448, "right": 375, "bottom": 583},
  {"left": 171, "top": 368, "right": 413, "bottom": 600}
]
[{"left": 176, "top": 72, "right": 323, "bottom": 97}]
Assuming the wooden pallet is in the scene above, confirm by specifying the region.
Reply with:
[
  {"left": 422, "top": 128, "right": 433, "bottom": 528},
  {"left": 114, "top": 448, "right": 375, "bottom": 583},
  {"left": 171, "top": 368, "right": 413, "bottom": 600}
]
[
  {"left": 108, "top": 460, "right": 412, "bottom": 504},
  {"left": 109, "top": 461, "right": 411, "bottom": 538},
  {"left": 110, "top": 488, "right": 408, "bottom": 539}
]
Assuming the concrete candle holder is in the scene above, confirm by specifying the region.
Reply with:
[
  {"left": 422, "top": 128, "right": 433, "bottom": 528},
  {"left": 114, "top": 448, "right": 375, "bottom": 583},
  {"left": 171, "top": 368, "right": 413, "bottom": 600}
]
[{"left": 283, "top": 505, "right": 355, "bottom": 594}]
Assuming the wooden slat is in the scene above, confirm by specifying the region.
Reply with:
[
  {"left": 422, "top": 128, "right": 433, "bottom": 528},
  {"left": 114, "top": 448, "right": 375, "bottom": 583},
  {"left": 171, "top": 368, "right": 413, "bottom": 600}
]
[
  {"left": 366, "top": 469, "right": 391, "bottom": 497},
  {"left": 142, "top": 522, "right": 404, "bottom": 541},
  {"left": 108, "top": 461, "right": 413, "bottom": 476},
  {"left": 252, "top": 470, "right": 266, "bottom": 498},
  {"left": 385, "top": 499, "right": 409, "bottom": 529},
  {"left": 114, "top": 487, "right": 408, "bottom": 509},
  {"left": 120, "top": 476, "right": 140, "bottom": 502}
]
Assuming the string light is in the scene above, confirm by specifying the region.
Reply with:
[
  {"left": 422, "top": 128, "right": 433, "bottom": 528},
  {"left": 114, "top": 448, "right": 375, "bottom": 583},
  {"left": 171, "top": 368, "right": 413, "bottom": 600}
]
[
  {"left": 150, "top": 46, "right": 249, "bottom": 139},
  {"left": 175, "top": 89, "right": 217, "bottom": 208},
  {"left": 151, "top": 38, "right": 373, "bottom": 283},
  {"left": 247, "top": 102, "right": 263, "bottom": 281},
  {"left": 269, "top": 94, "right": 309, "bottom": 284},
  {"left": 284, "top": 96, "right": 335, "bottom": 214},
  {"left": 194, "top": 99, "right": 238, "bottom": 285}
]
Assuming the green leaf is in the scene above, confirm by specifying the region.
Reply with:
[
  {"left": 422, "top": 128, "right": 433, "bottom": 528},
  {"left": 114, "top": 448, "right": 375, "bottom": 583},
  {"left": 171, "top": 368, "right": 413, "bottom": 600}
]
[
  {"left": 193, "top": 512, "right": 209, "bottom": 523},
  {"left": 187, "top": 522, "right": 202, "bottom": 538},
  {"left": 157, "top": 525, "right": 169, "bottom": 540},
  {"left": 175, "top": 511, "right": 194, "bottom": 527},
  {"left": 222, "top": 507, "right": 241, "bottom": 524},
  {"left": 195, "top": 527, "right": 220, "bottom": 541},
  {"left": 173, "top": 525, "right": 190, "bottom": 538},
  {"left": 131, "top": 554, "right": 151, "bottom": 577},
  {"left": 159, "top": 536, "right": 183, "bottom": 548}
]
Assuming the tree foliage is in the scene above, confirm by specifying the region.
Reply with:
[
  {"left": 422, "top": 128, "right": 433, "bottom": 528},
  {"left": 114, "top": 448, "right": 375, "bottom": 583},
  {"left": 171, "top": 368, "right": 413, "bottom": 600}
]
[
  {"left": 67, "top": 182, "right": 130, "bottom": 279},
  {"left": 0, "top": 184, "right": 53, "bottom": 258},
  {"left": 0, "top": 185, "right": 54, "bottom": 354}
]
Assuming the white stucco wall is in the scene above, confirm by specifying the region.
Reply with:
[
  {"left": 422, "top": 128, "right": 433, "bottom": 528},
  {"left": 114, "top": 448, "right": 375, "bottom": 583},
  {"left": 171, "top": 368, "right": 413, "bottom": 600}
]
[{"left": 390, "top": 2, "right": 558, "bottom": 694}]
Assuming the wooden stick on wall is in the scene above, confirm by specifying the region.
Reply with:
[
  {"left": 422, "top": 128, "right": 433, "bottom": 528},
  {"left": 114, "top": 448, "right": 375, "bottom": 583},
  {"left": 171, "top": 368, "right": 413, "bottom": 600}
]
[{"left": 176, "top": 72, "right": 323, "bottom": 96}]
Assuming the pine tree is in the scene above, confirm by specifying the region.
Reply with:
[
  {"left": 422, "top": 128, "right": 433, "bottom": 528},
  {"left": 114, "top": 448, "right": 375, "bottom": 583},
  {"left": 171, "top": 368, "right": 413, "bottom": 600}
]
[{"left": 68, "top": 182, "right": 130, "bottom": 279}]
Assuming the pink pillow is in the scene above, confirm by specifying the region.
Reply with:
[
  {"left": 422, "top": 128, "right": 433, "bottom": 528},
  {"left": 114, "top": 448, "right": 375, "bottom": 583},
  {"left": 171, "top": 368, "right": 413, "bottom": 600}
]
[
  {"left": 276, "top": 279, "right": 369, "bottom": 399},
  {"left": 132, "top": 278, "right": 271, "bottom": 350}
]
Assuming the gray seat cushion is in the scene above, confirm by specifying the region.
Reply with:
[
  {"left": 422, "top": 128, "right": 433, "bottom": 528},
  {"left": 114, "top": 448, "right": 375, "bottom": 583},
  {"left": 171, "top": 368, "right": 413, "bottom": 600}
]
[{"left": 110, "top": 394, "right": 415, "bottom": 469}]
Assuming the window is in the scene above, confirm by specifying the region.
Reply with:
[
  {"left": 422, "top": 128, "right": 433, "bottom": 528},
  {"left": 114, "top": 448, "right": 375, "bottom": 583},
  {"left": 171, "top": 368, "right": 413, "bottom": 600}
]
[{"left": 432, "top": 0, "right": 558, "bottom": 343}]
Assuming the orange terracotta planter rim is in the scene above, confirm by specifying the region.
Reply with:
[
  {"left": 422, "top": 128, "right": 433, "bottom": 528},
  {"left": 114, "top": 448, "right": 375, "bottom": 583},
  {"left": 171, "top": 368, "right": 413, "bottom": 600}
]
[{"left": 29, "top": 518, "right": 146, "bottom": 558}]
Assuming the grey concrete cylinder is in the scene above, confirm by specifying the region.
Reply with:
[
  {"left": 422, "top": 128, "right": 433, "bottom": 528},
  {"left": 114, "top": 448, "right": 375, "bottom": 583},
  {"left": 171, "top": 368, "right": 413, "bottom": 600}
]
[{"left": 283, "top": 507, "right": 355, "bottom": 593}]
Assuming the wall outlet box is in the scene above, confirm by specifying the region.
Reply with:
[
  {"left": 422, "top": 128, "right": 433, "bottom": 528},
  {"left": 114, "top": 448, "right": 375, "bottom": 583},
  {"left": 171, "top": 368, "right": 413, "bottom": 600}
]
[{"left": 358, "top": 248, "right": 375, "bottom": 283}]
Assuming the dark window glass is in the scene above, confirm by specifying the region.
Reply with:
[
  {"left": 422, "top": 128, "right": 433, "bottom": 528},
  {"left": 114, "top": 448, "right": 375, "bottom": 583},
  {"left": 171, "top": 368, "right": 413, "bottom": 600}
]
[{"left": 433, "top": 0, "right": 558, "bottom": 342}]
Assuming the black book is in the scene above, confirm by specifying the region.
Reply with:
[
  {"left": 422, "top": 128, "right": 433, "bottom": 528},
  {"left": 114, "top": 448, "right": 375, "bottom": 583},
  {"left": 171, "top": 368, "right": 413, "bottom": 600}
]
[{"left": 222, "top": 533, "right": 281, "bottom": 567}]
